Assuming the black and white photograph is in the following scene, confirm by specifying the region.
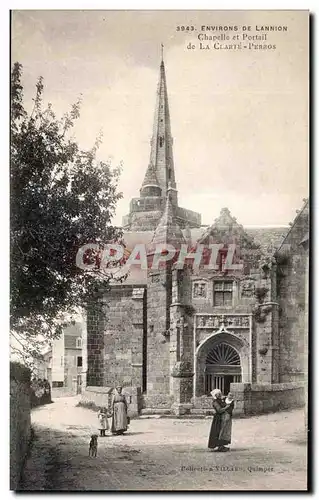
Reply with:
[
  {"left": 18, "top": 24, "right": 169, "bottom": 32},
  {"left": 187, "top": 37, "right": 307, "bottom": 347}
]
[{"left": 9, "top": 9, "right": 309, "bottom": 491}]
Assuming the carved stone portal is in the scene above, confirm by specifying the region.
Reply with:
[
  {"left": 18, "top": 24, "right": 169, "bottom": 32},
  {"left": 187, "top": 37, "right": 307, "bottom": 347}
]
[{"left": 196, "top": 314, "right": 250, "bottom": 329}]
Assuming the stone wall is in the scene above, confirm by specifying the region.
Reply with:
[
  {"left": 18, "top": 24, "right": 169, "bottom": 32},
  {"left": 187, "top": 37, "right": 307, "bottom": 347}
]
[
  {"left": 103, "top": 286, "right": 145, "bottom": 388},
  {"left": 81, "top": 386, "right": 113, "bottom": 409},
  {"left": 277, "top": 204, "right": 309, "bottom": 382},
  {"left": 81, "top": 386, "right": 142, "bottom": 417},
  {"left": 126, "top": 208, "right": 164, "bottom": 231},
  {"left": 123, "top": 196, "right": 201, "bottom": 231},
  {"left": 146, "top": 269, "right": 171, "bottom": 404},
  {"left": 191, "top": 382, "right": 304, "bottom": 416},
  {"left": 51, "top": 387, "right": 78, "bottom": 398},
  {"left": 142, "top": 392, "right": 174, "bottom": 409},
  {"left": 230, "top": 382, "right": 305, "bottom": 415},
  {"left": 87, "top": 286, "right": 145, "bottom": 388},
  {"left": 86, "top": 300, "right": 105, "bottom": 386},
  {"left": 190, "top": 395, "right": 238, "bottom": 416},
  {"left": 10, "top": 362, "right": 31, "bottom": 490},
  {"left": 81, "top": 382, "right": 304, "bottom": 418}
]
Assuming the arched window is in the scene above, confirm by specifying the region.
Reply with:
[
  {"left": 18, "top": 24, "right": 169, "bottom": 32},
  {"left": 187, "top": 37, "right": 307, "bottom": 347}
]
[
  {"left": 76, "top": 337, "right": 82, "bottom": 349},
  {"left": 159, "top": 136, "right": 164, "bottom": 147},
  {"left": 205, "top": 342, "right": 241, "bottom": 394},
  {"left": 206, "top": 343, "right": 240, "bottom": 366}
]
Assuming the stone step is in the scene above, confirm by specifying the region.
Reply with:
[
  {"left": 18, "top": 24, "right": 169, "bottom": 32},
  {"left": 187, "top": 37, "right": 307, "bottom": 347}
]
[
  {"left": 139, "top": 408, "right": 246, "bottom": 419},
  {"left": 190, "top": 409, "right": 215, "bottom": 416},
  {"left": 138, "top": 413, "right": 208, "bottom": 419},
  {"left": 140, "top": 408, "right": 171, "bottom": 416}
]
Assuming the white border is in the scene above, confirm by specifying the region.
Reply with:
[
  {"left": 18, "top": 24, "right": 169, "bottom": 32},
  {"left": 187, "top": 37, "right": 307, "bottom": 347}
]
[{"left": 1, "top": 2, "right": 315, "bottom": 498}]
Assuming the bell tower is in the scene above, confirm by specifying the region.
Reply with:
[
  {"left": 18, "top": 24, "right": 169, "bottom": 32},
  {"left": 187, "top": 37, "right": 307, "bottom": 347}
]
[
  {"left": 145, "top": 48, "right": 177, "bottom": 201},
  {"left": 144, "top": 191, "right": 186, "bottom": 407},
  {"left": 122, "top": 48, "right": 201, "bottom": 231}
]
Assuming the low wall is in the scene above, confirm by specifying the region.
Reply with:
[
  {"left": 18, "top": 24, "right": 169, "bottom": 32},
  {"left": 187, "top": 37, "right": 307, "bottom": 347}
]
[
  {"left": 81, "top": 386, "right": 113, "bottom": 409},
  {"left": 191, "top": 395, "right": 244, "bottom": 416},
  {"left": 230, "top": 382, "right": 305, "bottom": 415},
  {"left": 82, "top": 383, "right": 304, "bottom": 418},
  {"left": 142, "top": 393, "right": 174, "bottom": 410},
  {"left": 191, "top": 382, "right": 304, "bottom": 417},
  {"left": 81, "top": 386, "right": 142, "bottom": 417},
  {"left": 10, "top": 362, "right": 31, "bottom": 490},
  {"left": 51, "top": 387, "right": 77, "bottom": 398}
]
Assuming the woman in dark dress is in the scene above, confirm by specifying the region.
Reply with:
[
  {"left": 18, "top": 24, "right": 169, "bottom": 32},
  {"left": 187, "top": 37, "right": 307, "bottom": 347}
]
[{"left": 208, "top": 388, "right": 232, "bottom": 452}]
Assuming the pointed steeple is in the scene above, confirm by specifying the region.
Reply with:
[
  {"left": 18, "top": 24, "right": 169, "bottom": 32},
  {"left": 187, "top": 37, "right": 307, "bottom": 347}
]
[
  {"left": 143, "top": 48, "right": 177, "bottom": 202},
  {"left": 123, "top": 49, "right": 202, "bottom": 231},
  {"left": 148, "top": 191, "right": 185, "bottom": 253},
  {"left": 140, "top": 162, "right": 161, "bottom": 197}
]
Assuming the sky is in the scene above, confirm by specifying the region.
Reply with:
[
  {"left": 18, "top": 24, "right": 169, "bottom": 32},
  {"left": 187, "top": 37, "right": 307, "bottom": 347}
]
[{"left": 11, "top": 10, "right": 309, "bottom": 227}]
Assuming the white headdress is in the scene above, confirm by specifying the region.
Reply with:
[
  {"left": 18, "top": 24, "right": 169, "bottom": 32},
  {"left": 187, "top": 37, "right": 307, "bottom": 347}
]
[{"left": 210, "top": 388, "right": 222, "bottom": 400}]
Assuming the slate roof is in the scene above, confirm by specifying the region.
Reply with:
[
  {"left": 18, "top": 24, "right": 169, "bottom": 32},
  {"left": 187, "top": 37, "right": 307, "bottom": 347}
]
[
  {"left": 142, "top": 162, "right": 160, "bottom": 188},
  {"left": 118, "top": 224, "right": 289, "bottom": 285},
  {"left": 276, "top": 199, "right": 309, "bottom": 254},
  {"left": 148, "top": 195, "right": 185, "bottom": 251},
  {"left": 245, "top": 227, "right": 288, "bottom": 255}
]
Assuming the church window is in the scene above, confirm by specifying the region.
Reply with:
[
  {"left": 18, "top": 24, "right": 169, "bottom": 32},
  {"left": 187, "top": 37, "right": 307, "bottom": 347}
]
[
  {"left": 159, "top": 136, "right": 164, "bottom": 147},
  {"left": 213, "top": 281, "right": 233, "bottom": 306},
  {"left": 168, "top": 168, "right": 171, "bottom": 180}
]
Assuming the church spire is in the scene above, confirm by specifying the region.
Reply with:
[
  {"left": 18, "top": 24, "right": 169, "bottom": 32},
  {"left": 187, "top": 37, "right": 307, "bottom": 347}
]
[
  {"left": 148, "top": 190, "right": 185, "bottom": 253},
  {"left": 123, "top": 49, "right": 201, "bottom": 230},
  {"left": 140, "top": 162, "right": 161, "bottom": 197},
  {"left": 141, "top": 49, "right": 177, "bottom": 202}
]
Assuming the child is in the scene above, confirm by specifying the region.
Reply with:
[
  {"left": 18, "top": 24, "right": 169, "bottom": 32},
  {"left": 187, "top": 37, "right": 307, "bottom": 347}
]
[
  {"left": 98, "top": 407, "right": 109, "bottom": 437},
  {"left": 224, "top": 392, "right": 235, "bottom": 414}
]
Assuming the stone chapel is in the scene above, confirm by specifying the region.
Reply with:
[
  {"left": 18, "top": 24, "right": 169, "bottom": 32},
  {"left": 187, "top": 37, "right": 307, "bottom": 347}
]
[{"left": 84, "top": 56, "right": 309, "bottom": 416}]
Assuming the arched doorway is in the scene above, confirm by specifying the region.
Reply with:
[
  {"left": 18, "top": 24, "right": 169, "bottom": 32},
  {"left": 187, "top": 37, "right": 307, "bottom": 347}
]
[
  {"left": 194, "top": 329, "right": 250, "bottom": 397},
  {"left": 204, "top": 342, "right": 242, "bottom": 395}
]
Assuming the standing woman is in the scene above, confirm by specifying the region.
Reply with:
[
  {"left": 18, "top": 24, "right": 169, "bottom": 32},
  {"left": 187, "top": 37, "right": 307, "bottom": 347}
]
[
  {"left": 111, "top": 386, "right": 128, "bottom": 435},
  {"left": 208, "top": 388, "right": 232, "bottom": 452}
]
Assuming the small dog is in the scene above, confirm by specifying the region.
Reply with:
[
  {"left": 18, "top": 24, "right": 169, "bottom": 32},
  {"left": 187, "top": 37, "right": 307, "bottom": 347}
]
[{"left": 88, "top": 434, "right": 98, "bottom": 457}]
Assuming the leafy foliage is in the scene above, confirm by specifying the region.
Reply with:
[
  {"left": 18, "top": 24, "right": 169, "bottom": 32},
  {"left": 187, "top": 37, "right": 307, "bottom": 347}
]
[
  {"left": 10, "top": 361, "right": 31, "bottom": 385},
  {"left": 10, "top": 62, "right": 123, "bottom": 349}
]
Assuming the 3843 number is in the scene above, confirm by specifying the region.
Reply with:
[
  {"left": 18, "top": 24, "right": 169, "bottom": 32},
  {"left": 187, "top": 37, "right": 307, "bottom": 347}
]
[{"left": 176, "top": 26, "right": 195, "bottom": 31}]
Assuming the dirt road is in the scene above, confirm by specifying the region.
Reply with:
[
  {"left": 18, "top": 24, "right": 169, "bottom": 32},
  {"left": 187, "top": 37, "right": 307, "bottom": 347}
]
[{"left": 20, "top": 396, "right": 308, "bottom": 491}]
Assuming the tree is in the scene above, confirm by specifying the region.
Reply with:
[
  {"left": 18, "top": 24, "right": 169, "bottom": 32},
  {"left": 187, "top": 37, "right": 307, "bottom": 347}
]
[{"left": 10, "top": 62, "right": 124, "bottom": 362}]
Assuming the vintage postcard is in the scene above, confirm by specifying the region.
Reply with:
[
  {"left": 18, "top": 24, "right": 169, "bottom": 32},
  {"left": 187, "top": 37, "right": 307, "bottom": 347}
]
[{"left": 10, "top": 10, "right": 309, "bottom": 491}]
